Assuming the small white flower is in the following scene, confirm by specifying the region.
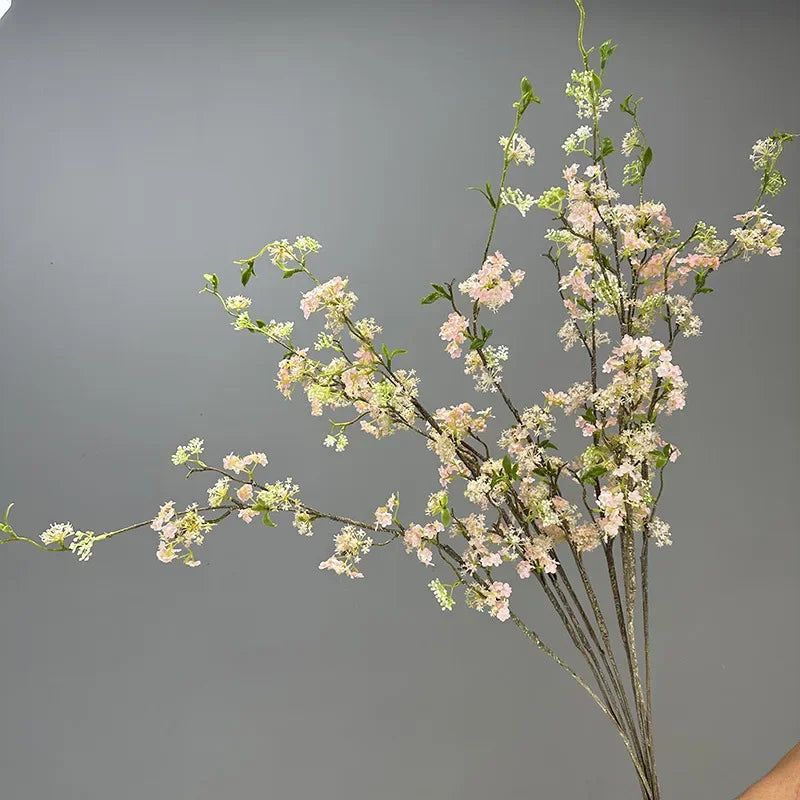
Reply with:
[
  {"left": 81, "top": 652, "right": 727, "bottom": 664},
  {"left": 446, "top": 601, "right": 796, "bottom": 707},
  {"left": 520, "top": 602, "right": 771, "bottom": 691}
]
[
  {"left": 69, "top": 530, "right": 96, "bottom": 562},
  {"left": 225, "top": 295, "right": 252, "bottom": 312},
  {"left": 499, "top": 133, "right": 535, "bottom": 166},
  {"left": 499, "top": 187, "right": 535, "bottom": 217},
  {"left": 562, "top": 125, "right": 592, "bottom": 154},
  {"left": 40, "top": 522, "right": 74, "bottom": 546},
  {"left": 621, "top": 128, "right": 640, "bottom": 156},
  {"left": 429, "top": 579, "right": 455, "bottom": 611}
]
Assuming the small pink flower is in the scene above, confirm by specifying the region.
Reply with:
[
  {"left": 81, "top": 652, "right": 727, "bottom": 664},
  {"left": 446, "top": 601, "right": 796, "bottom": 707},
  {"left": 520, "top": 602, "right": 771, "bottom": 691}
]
[
  {"left": 237, "top": 484, "right": 254, "bottom": 503},
  {"left": 161, "top": 523, "right": 179, "bottom": 541},
  {"left": 439, "top": 312, "right": 470, "bottom": 359},
  {"left": 319, "top": 556, "right": 347, "bottom": 575},
  {"left": 375, "top": 508, "right": 393, "bottom": 528},
  {"left": 438, "top": 463, "right": 458, "bottom": 487},
  {"left": 244, "top": 452, "right": 268, "bottom": 467},
  {"left": 404, "top": 524, "right": 425, "bottom": 549},
  {"left": 156, "top": 542, "right": 177, "bottom": 563},
  {"left": 300, "top": 275, "right": 348, "bottom": 319},
  {"left": 223, "top": 453, "right": 247, "bottom": 474}
]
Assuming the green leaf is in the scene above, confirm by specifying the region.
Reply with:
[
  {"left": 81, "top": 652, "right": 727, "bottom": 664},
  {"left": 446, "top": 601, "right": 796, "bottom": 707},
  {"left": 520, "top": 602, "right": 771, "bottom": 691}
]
[
  {"left": 389, "top": 349, "right": 407, "bottom": 358},
  {"left": 281, "top": 268, "right": 304, "bottom": 279},
  {"left": 620, "top": 94, "right": 642, "bottom": 116},
  {"left": 441, "top": 508, "right": 451, "bottom": 527},
  {"left": 772, "top": 129, "right": 796, "bottom": 143},
  {"left": 467, "top": 186, "right": 495, "bottom": 207},
  {"left": 421, "top": 291, "right": 442, "bottom": 305},
  {"left": 241, "top": 262, "right": 255, "bottom": 287},
  {"left": 600, "top": 136, "right": 615, "bottom": 158},
  {"left": 651, "top": 450, "right": 669, "bottom": 469},
  {"left": 0, "top": 503, "right": 13, "bottom": 535},
  {"left": 203, "top": 273, "right": 219, "bottom": 291},
  {"left": 581, "top": 464, "right": 608, "bottom": 482},
  {"left": 502, "top": 455, "right": 513, "bottom": 476},
  {"left": 599, "top": 39, "right": 617, "bottom": 69},
  {"left": 539, "top": 440, "right": 558, "bottom": 450},
  {"left": 591, "top": 71, "right": 602, "bottom": 94},
  {"left": 431, "top": 284, "right": 448, "bottom": 297},
  {"left": 516, "top": 75, "right": 540, "bottom": 109},
  {"left": 262, "top": 512, "right": 277, "bottom": 528},
  {"left": 642, "top": 146, "right": 653, "bottom": 170}
]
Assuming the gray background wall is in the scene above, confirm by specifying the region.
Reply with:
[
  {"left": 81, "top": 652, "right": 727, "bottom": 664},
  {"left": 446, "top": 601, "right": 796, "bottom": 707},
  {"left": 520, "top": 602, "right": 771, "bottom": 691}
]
[{"left": 0, "top": 1, "right": 797, "bottom": 798}]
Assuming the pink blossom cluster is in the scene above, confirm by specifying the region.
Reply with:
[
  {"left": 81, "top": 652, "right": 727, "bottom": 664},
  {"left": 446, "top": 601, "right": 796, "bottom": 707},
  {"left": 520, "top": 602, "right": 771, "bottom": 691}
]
[
  {"left": 576, "top": 414, "right": 617, "bottom": 438},
  {"left": 570, "top": 522, "right": 602, "bottom": 553},
  {"left": 636, "top": 249, "right": 720, "bottom": 295},
  {"left": 433, "top": 403, "right": 491, "bottom": 440},
  {"left": 543, "top": 382, "right": 593, "bottom": 415},
  {"left": 354, "top": 369, "right": 420, "bottom": 439},
  {"left": 731, "top": 207, "right": 785, "bottom": 259},
  {"left": 458, "top": 515, "right": 518, "bottom": 575},
  {"left": 403, "top": 521, "right": 443, "bottom": 566},
  {"left": 319, "top": 524, "right": 373, "bottom": 579},
  {"left": 300, "top": 275, "right": 352, "bottom": 319},
  {"left": 458, "top": 252, "right": 525, "bottom": 312},
  {"left": 485, "top": 581, "right": 512, "bottom": 622},
  {"left": 560, "top": 266, "right": 594, "bottom": 301},
  {"left": 600, "top": 335, "right": 686, "bottom": 415},
  {"left": 426, "top": 428, "right": 467, "bottom": 487},
  {"left": 277, "top": 349, "right": 312, "bottom": 398},
  {"left": 596, "top": 487, "right": 625, "bottom": 539},
  {"left": 222, "top": 451, "right": 268, "bottom": 474},
  {"left": 517, "top": 534, "right": 559, "bottom": 578},
  {"left": 151, "top": 501, "right": 211, "bottom": 567},
  {"left": 374, "top": 493, "right": 397, "bottom": 528},
  {"left": 439, "top": 312, "right": 470, "bottom": 358}
]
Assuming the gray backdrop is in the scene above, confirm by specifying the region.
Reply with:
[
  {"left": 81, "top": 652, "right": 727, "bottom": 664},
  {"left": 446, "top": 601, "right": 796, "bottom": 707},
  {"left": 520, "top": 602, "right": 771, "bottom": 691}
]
[{"left": 0, "top": 1, "right": 797, "bottom": 798}]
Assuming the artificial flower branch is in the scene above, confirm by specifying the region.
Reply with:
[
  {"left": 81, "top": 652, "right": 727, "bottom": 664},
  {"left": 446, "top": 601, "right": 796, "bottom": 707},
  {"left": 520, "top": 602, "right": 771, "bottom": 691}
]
[{"left": 2, "top": 1, "right": 795, "bottom": 797}]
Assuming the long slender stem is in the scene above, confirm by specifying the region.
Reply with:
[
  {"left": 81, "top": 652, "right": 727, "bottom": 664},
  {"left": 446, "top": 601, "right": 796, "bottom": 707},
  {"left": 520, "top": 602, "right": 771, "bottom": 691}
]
[
  {"left": 534, "top": 570, "right": 653, "bottom": 795},
  {"left": 562, "top": 541, "right": 647, "bottom": 767},
  {"left": 510, "top": 612, "right": 653, "bottom": 797},
  {"left": 641, "top": 533, "right": 659, "bottom": 799},
  {"left": 546, "top": 572, "right": 621, "bottom": 721},
  {"left": 619, "top": 523, "right": 654, "bottom": 795}
]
